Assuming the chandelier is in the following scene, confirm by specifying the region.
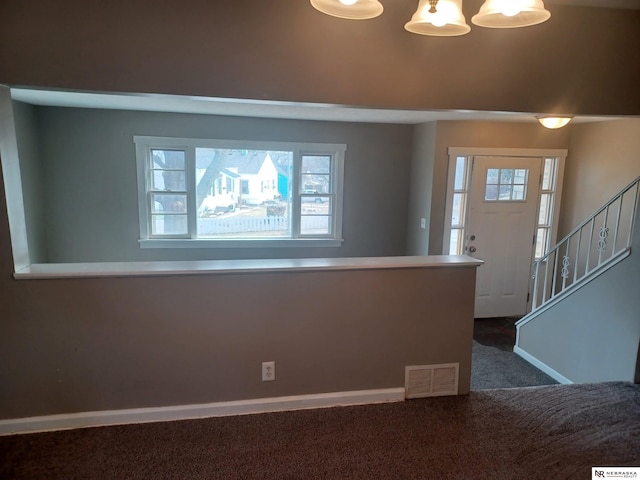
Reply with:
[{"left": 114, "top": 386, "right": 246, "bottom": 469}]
[
  {"left": 309, "top": 0, "right": 573, "bottom": 128},
  {"left": 310, "top": 0, "right": 551, "bottom": 36}
]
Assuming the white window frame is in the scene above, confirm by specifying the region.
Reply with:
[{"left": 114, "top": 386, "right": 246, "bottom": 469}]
[
  {"left": 443, "top": 155, "right": 473, "bottom": 256},
  {"left": 134, "top": 136, "right": 346, "bottom": 248},
  {"left": 534, "top": 157, "right": 561, "bottom": 260}
]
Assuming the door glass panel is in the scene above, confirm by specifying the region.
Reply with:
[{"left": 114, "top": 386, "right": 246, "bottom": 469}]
[
  {"left": 539, "top": 193, "right": 550, "bottom": 224},
  {"left": 487, "top": 169, "right": 499, "bottom": 183},
  {"left": 452, "top": 193, "right": 464, "bottom": 226},
  {"left": 449, "top": 229, "right": 461, "bottom": 255},
  {"left": 500, "top": 169, "right": 514, "bottom": 184},
  {"left": 499, "top": 185, "right": 512, "bottom": 199},
  {"left": 535, "top": 227, "right": 548, "bottom": 258},
  {"left": 512, "top": 185, "right": 525, "bottom": 200},
  {"left": 454, "top": 157, "right": 466, "bottom": 190},
  {"left": 447, "top": 156, "right": 471, "bottom": 258},
  {"left": 485, "top": 184, "right": 498, "bottom": 201},
  {"left": 542, "top": 158, "right": 555, "bottom": 190},
  {"left": 485, "top": 168, "right": 528, "bottom": 202}
]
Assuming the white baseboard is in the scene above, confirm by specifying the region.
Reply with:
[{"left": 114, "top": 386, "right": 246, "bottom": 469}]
[
  {"left": 0, "top": 387, "right": 405, "bottom": 436},
  {"left": 513, "top": 346, "right": 573, "bottom": 385}
]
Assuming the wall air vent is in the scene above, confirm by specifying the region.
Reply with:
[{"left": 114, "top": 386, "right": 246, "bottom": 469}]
[{"left": 405, "top": 363, "right": 459, "bottom": 399}]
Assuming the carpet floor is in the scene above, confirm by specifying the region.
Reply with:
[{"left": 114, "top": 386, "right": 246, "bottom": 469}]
[
  {"left": 471, "top": 341, "right": 558, "bottom": 390},
  {"left": 1, "top": 382, "right": 639, "bottom": 479}
]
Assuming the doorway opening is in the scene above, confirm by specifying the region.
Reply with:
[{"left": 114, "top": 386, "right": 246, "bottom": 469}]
[{"left": 443, "top": 148, "right": 567, "bottom": 317}]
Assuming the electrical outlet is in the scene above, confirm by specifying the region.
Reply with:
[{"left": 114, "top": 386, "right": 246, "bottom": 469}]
[
  {"left": 262, "top": 361, "right": 275, "bottom": 381},
  {"left": 420, "top": 218, "right": 426, "bottom": 229}
]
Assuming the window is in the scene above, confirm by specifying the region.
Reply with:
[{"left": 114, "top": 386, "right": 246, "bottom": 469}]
[
  {"left": 535, "top": 158, "right": 558, "bottom": 259},
  {"left": 135, "top": 137, "right": 346, "bottom": 248},
  {"left": 447, "top": 156, "right": 471, "bottom": 255},
  {"left": 484, "top": 168, "right": 528, "bottom": 201},
  {"left": 147, "top": 149, "right": 188, "bottom": 236}
]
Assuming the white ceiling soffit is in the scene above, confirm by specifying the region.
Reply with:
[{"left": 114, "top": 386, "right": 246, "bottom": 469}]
[{"left": 11, "top": 88, "right": 629, "bottom": 125}]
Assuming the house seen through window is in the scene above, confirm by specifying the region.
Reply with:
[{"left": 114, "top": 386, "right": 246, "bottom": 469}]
[{"left": 135, "top": 137, "right": 346, "bottom": 247}]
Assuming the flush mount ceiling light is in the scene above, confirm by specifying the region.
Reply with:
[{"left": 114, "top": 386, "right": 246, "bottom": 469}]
[
  {"left": 536, "top": 116, "right": 574, "bottom": 129},
  {"left": 309, "top": 0, "right": 383, "bottom": 19},
  {"left": 472, "top": 0, "right": 551, "bottom": 28},
  {"left": 310, "top": 0, "right": 550, "bottom": 36}
]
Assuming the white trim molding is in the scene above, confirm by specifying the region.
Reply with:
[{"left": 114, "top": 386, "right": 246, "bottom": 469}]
[
  {"left": 447, "top": 147, "right": 568, "bottom": 158},
  {"left": 0, "top": 388, "right": 405, "bottom": 436},
  {"left": 13, "top": 255, "right": 483, "bottom": 280},
  {"left": 513, "top": 346, "right": 573, "bottom": 385},
  {"left": 0, "top": 85, "right": 30, "bottom": 270}
]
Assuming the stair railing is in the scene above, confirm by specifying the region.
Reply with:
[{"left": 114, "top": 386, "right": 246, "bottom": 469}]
[{"left": 531, "top": 175, "right": 640, "bottom": 312}]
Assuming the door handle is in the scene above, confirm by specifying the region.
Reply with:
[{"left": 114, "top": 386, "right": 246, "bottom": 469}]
[{"left": 469, "top": 246, "right": 477, "bottom": 253}]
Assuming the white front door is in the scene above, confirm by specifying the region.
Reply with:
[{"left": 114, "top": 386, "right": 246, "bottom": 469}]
[{"left": 467, "top": 156, "right": 542, "bottom": 318}]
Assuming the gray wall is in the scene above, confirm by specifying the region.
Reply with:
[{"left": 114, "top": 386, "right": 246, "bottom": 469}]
[
  {"left": 406, "top": 123, "right": 436, "bottom": 256},
  {"left": 560, "top": 119, "right": 640, "bottom": 237},
  {"left": 0, "top": 258, "right": 477, "bottom": 419},
  {"left": 1, "top": 1, "right": 639, "bottom": 115},
  {"left": 34, "top": 106, "right": 413, "bottom": 262}
]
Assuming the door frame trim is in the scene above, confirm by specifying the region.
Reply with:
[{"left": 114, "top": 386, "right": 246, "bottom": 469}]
[{"left": 443, "top": 148, "right": 568, "bottom": 313}]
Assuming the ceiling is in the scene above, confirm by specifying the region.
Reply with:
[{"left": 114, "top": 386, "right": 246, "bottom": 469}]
[{"left": 10, "top": 0, "right": 640, "bottom": 126}]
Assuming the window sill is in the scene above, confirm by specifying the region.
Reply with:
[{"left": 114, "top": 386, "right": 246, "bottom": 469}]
[
  {"left": 13, "top": 256, "right": 483, "bottom": 280},
  {"left": 138, "top": 238, "right": 344, "bottom": 249}
]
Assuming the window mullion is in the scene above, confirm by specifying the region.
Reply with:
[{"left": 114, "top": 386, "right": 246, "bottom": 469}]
[
  {"left": 186, "top": 146, "right": 197, "bottom": 239},
  {"left": 292, "top": 149, "right": 302, "bottom": 238},
  {"left": 331, "top": 150, "right": 344, "bottom": 239},
  {"left": 135, "top": 143, "right": 151, "bottom": 240}
]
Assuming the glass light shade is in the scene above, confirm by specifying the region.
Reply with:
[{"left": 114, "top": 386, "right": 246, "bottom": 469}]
[
  {"left": 310, "top": 0, "right": 383, "bottom": 19},
  {"left": 404, "top": 0, "right": 470, "bottom": 36},
  {"left": 472, "top": 0, "right": 550, "bottom": 28},
  {"left": 537, "top": 116, "right": 573, "bottom": 129}
]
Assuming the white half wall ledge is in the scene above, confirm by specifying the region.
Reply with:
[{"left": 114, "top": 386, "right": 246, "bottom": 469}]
[
  {"left": 0, "top": 388, "right": 406, "bottom": 436},
  {"left": 13, "top": 255, "right": 483, "bottom": 280}
]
